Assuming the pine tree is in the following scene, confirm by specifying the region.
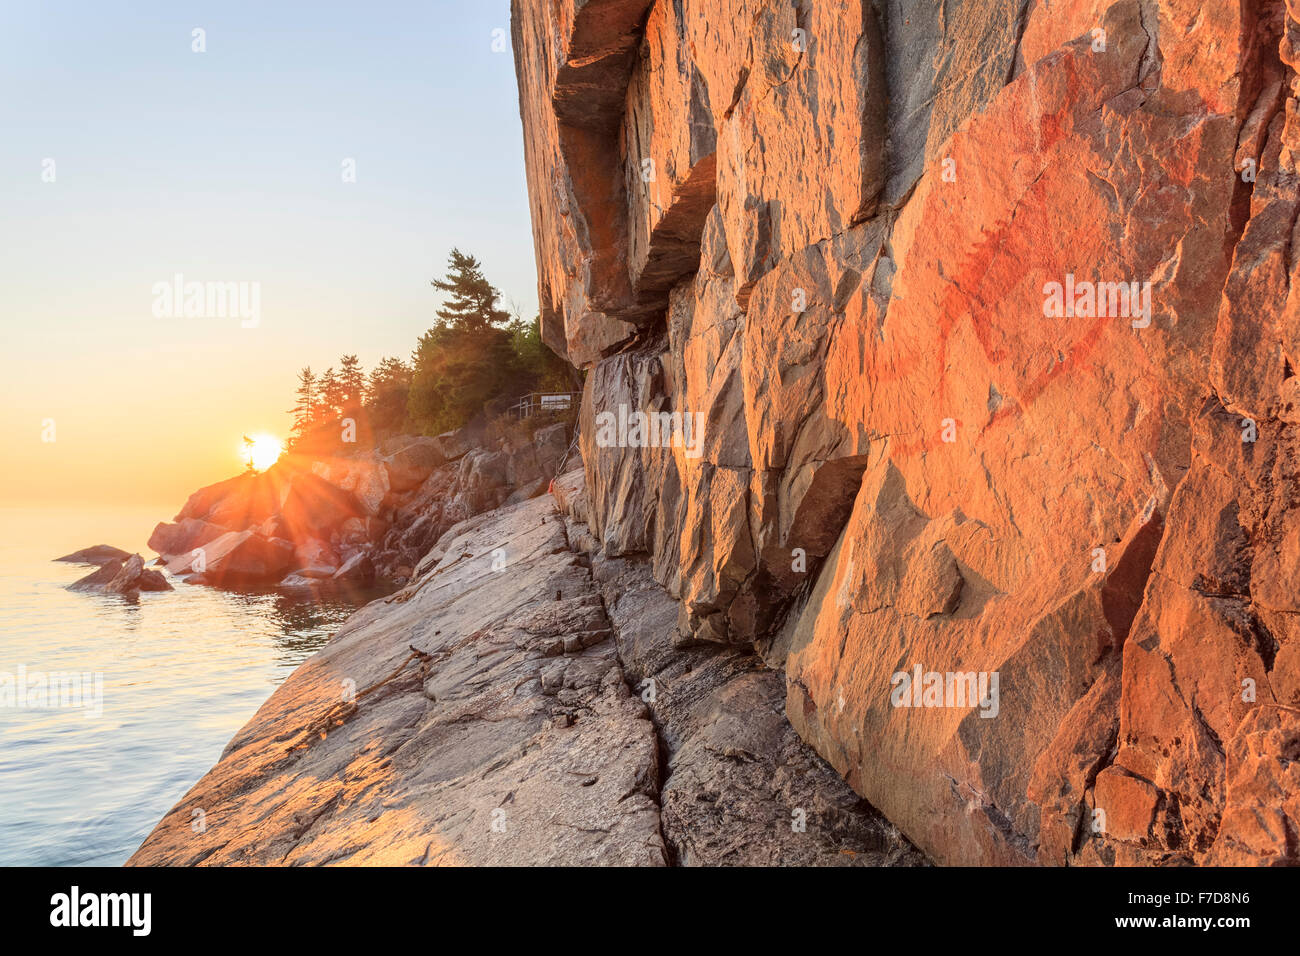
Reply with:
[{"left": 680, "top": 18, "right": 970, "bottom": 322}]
[
  {"left": 280, "top": 250, "right": 577, "bottom": 447},
  {"left": 431, "top": 249, "right": 510, "bottom": 332},
  {"left": 365, "top": 356, "right": 412, "bottom": 436},
  {"left": 366, "top": 356, "right": 410, "bottom": 402},
  {"left": 509, "top": 315, "right": 575, "bottom": 394},
  {"left": 338, "top": 354, "right": 365, "bottom": 413},
  {"left": 409, "top": 250, "right": 520, "bottom": 433},
  {"left": 316, "top": 367, "right": 343, "bottom": 422},
  {"left": 288, "top": 367, "right": 317, "bottom": 445}
]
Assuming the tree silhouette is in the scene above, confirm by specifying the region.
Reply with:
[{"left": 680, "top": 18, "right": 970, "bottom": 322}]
[
  {"left": 367, "top": 356, "right": 412, "bottom": 434},
  {"left": 338, "top": 354, "right": 365, "bottom": 415},
  {"left": 289, "top": 367, "right": 317, "bottom": 443},
  {"left": 316, "top": 367, "right": 342, "bottom": 423}
]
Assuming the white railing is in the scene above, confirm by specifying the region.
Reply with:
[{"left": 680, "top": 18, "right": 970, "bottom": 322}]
[{"left": 511, "top": 392, "right": 581, "bottom": 419}]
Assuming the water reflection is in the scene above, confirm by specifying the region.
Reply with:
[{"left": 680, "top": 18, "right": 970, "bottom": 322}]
[
  {"left": 0, "top": 519, "right": 391, "bottom": 866},
  {"left": 212, "top": 580, "right": 391, "bottom": 654}
]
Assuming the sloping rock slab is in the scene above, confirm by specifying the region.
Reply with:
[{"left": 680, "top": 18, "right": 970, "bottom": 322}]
[{"left": 127, "top": 495, "right": 665, "bottom": 866}]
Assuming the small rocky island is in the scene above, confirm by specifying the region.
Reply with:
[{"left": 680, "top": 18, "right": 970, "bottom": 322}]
[{"left": 59, "top": 546, "right": 172, "bottom": 601}]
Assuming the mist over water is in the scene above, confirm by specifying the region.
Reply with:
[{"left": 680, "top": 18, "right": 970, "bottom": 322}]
[{"left": 0, "top": 506, "right": 380, "bottom": 865}]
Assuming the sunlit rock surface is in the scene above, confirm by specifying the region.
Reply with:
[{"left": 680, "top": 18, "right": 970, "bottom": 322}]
[
  {"left": 129, "top": 486, "right": 919, "bottom": 866},
  {"left": 511, "top": 0, "right": 1300, "bottom": 864},
  {"left": 130, "top": 495, "right": 662, "bottom": 865}
]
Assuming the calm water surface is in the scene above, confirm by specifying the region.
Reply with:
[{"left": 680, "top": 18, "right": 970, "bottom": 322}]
[{"left": 0, "top": 505, "right": 383, "bottom": 865}]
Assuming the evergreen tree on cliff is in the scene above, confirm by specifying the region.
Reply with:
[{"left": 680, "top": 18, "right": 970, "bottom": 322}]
[
  {"left": 288, "top": 366, "right": 317, "bottom": 446},
  {"left": 365, "top": 356, "right": 412, "bottom": 435},
  {"left": 338, "top": 354, "right": 365, "bottom": 417},
  {"left": 509, "top": 314, "right": 578, "bottom": 394},
  {"left": 408, "top": 249, "right": 519, "bottom": 433},
  {"left": 432, "top": 249, "right": 510, "bottom": 331},
  {"left": 316, "top": 367, "right": 343, "bottom": 423}
]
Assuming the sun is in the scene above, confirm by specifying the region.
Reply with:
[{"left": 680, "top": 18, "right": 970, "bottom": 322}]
[{"left": 241, "top": 433, "right": 283, "bottom": 473}]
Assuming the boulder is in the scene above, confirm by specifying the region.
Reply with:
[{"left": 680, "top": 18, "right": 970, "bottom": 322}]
[
  {"left": 311, "top": 457, "right": 390, "bottom": 516},
  {"left": 332, "top": 552, "right": 375, "bottom": 585},
  {"left": 277, "top": 472, "right": 363, "bottom": 536},
  {"left": 335, "top": 516, "right": 388, "bottom": 548},
  {"left": 277, "top": 572, "right": 323, "bottom": 590},
  {"left": 434, "top": 428, "right": 472, "bottom": 461},
  {"left": 292, "top": 536, "right": 339, "bottom": 573},
  {"left": 377, "top": 435, "right": 415, "bottom": 456},
  {"left": 69, "top": 559, "right": 125, "bottom": 590},
  {"left": 532, "top": 422, "right": 570, "bottom": 477},
  {"left": 147, "top": 518, "right": 227, "bottom": 558},
  {"left": 172, "top": 460, "right": 374, "bottom": 542},
  {"left": 381, "top": 437, "right": 446, "bottom": 492},
  {"left": 257, "top": 515, "right": 287, "bottom": 539},
  {"left": 107, "top": 554, "right": 171, "bottom": 597},
  {"left": 70, "top": 553, "right": 172, "bottom": 599},
  {"left": 549, "top": 467, "right": 588, "bottom": 523},
  {"left": 456, "top": 449, "right": 511, "bottom": 514},
  {"left": 293, "top": 565, "right": 338, "bottom": 580},
  {"left": 165, "top": 530, "right": 296, "bottom": 585},
  {"left": 176, "top": 473, "right": 252, "bottom": 521},
  {"left": 55, "top": 545, "right": 130, "bottom": 565},
  {"left": 504, "top": 478, "right": 549, "bottom": 506},
  {"left": 199, "top": 472, "right": 285, "bottom": 529},
  {"left": 503, "top": 441, "right": 544, "bottom": 489}
]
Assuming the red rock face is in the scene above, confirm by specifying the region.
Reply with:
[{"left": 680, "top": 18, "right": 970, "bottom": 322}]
[{"left": 513, "top": 0, "right": 1300, "bottom": 864}]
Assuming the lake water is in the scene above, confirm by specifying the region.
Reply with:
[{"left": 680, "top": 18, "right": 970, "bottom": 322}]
[{"left": 0, "top": 505, "right": 382, "bottom": 866}]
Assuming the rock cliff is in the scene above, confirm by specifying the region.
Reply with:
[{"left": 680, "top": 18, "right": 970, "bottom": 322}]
[{"left": 511, "top": 0, "right": 1300, "bottom": 864}]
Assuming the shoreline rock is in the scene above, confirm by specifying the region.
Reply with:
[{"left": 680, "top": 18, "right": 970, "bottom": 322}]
[
  {"left": 148, "top": 423, "right": 577, "bottom": 593},
  {"left": 54, "top": 545, "right": 130, "bottom": 566},
  {"left": 128, "top": 471, "right": 919, "bottom": 866},
  {"left": 69, "top": 553, "right": 172, "bottom": 600}
]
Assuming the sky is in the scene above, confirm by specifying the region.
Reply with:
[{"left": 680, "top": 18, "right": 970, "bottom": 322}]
[{"left": 0, "top": 0, "right": 538, "bottom": 509}]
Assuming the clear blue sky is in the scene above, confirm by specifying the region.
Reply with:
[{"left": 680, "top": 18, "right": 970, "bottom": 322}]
[{"left": 0, "top": 1, "right": 539, "bottom": 505}]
